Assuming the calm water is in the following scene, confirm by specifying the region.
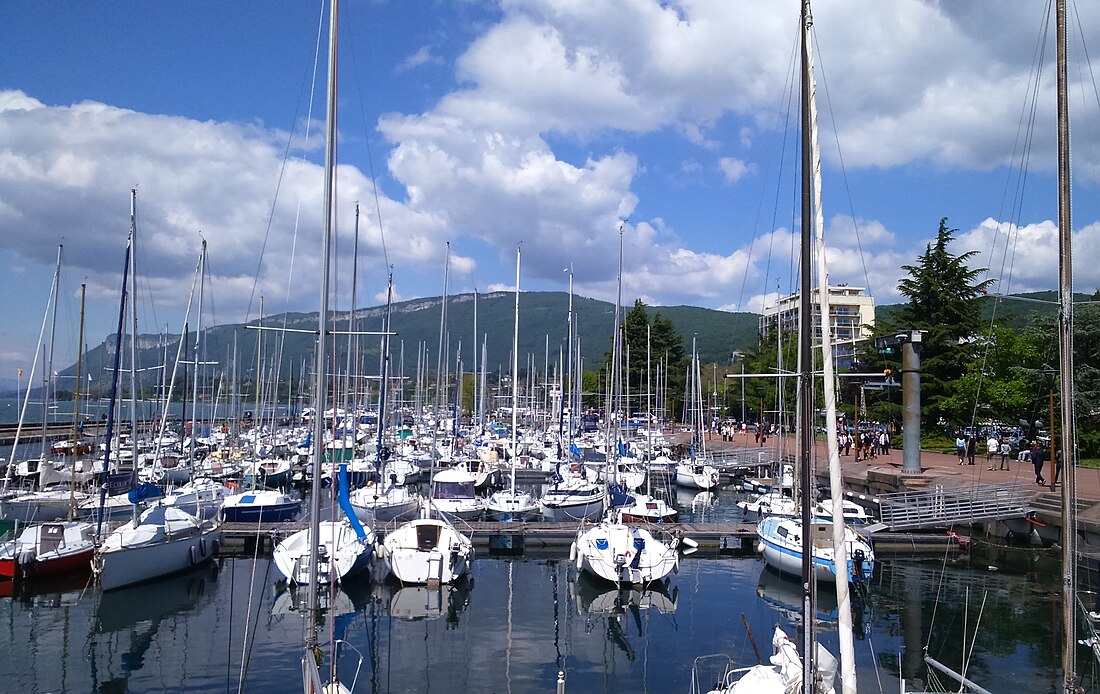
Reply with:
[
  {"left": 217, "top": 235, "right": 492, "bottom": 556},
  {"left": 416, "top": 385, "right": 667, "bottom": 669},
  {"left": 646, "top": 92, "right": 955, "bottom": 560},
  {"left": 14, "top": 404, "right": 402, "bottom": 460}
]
[{"left": 0, "top": 491, "right": 1096, "bottom": 693}]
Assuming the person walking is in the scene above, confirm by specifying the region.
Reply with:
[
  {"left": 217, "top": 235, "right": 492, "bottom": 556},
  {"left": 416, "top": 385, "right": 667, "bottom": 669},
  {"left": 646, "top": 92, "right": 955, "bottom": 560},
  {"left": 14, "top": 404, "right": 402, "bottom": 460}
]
[
  {"left": 999, "top": 439, "right": 1011, "bottom": 470},
  {"left": 956, "top": 432, "right": 966, "bottom": 464},
  {"left": 1029, "top": 442, "right": 1045, "bottom": 485},
  {"left": 986, "top": 434, "right": 999, "bottom": 470},
  {"left": 966, "top": 436, "right": 977, "bottom": 466}
]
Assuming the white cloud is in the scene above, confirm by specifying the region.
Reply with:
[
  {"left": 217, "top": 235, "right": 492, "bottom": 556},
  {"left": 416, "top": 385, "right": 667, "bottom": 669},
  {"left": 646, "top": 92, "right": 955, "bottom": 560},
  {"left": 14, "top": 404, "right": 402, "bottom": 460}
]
[{"left": 718, "top": 157, "right": 752, "bottom": 183}]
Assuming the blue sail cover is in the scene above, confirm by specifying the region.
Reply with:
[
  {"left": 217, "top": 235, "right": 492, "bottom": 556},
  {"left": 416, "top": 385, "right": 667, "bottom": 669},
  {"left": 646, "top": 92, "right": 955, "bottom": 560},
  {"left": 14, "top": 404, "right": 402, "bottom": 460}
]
[
  {"left": 127, "top": 482, "right": 163, "bottom": 504},
  {"left": 570, "top": 443, "right": 581, "bottom": 457},
  {"left": 608, "top": 484, "right": 635, "bottom": 508},
  {"left": 337, "top": 463, "right": 369, "bottom": 541}
]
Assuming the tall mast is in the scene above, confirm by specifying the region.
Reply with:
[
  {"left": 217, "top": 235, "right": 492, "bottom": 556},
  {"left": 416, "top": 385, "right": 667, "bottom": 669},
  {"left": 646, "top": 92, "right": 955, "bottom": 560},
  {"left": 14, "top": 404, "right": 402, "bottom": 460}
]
[
  {"left": 798, "top": 1, "right": 817, "bottom": 688},
  {"left": 128, "top": 190, "right": 140, "bottom": 476},
  {"left": 800, "top": 0, "right": 857, "bottom": 688},
  {"left": 306, "top": 0, "right": 339, "bottom": 650},
  {"left": 1055, "top": 0, "right": 1077, "bottom": 690},
  {"left": 510, "top": 246, "right": 521, "bottom": 499},
  {"left": 69, "top": 284, "right": 86, "bottom": 519},
  {"left": 194, "top": 240, "right": 207, "bottom": 467},
  {"left": 41, "top": 244, "right": 62, "bottom": 461}
]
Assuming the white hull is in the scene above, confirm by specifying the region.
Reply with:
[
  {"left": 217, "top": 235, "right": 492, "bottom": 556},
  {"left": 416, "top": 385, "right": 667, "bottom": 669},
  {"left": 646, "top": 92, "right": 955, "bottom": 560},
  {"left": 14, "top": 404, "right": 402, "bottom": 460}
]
[
  {"left": 540, "top": 482, "right": 607, "bottom": 522},
  {"left": 349, "top": 484, "right": 420, "bottom": 524},
  {"left": 756, "top": 517, "right": 874, "bottom": 584},
  {"left": 162, "top": 478, "right": 232, "bottom": 521},
  {"left": 2, "top": 489, "right": 90, "bottom": 522},
  {"left": 382, "top": 518, "right": 473, "bottom": 585},
  {"left": 96, "top": 507, "right": 222, "bottom": 591},
  {"left": 272, "top": 520, "right": 374, "bottom": 585},
  {"left": 572, "top": 521, "right": 679, "bottom": 585},
  {"left": 675, "top": 462, "right": 720, "bottom": 490},
  {"left": 485, "top": 490, "right": 538, "bottom": 521}
]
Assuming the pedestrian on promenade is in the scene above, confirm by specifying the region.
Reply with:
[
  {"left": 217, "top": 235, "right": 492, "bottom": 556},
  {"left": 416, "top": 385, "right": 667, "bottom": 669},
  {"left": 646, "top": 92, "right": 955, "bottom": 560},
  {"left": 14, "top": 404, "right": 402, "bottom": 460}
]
[
  {"left": 966, "top": 436, "right": 977, "bottom": 466},
  {"left": 999, "top": 439, "right": 1011, "bottom": 470},
  {"left": 956, "top": 433, "right": 966, "bottom": 464},
  {"left": 1029, "top": 442, "right": 1045, "bottom": 485},
  {"left": 986, "top": 434, "right": 998, "bottom": 469}
]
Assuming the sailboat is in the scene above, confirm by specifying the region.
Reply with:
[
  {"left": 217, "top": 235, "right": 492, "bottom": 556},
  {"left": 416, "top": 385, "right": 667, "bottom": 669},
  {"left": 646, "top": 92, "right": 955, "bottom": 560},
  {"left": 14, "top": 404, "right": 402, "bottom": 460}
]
[
  {"left": 0, "top": 283, "right": 98, "bottom": 583},
  {"left": 486, "top": 246, "right": 538, "bottom": 522},
  {"left": 348, "top": 271, "right": 420, "bottom": 525},
  {"left": 382, "top": 248, "right": 475, "bottom": 587},
  {"left": 572, "top": 226, "right": 681, "bottom": 587},
  {"left": 710, "top": 3, "right": 854, "bottom": 692},
  {"left": 93, "top": 190, "right": 223, "bottom": 592}
]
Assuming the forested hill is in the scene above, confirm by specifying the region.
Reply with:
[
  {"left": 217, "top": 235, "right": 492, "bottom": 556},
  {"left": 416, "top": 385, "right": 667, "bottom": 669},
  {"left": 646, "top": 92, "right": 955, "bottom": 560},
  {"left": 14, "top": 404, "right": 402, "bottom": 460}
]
[{"left": 48, "top": 292, "right": 761, "bottom": 394}]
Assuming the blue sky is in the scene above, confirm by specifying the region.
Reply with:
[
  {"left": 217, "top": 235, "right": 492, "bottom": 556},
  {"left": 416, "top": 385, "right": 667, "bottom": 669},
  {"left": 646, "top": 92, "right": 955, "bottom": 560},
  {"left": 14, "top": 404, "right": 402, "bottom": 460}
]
[{"left": 2, "top": 0, "right": 1100, "bottom": 386}]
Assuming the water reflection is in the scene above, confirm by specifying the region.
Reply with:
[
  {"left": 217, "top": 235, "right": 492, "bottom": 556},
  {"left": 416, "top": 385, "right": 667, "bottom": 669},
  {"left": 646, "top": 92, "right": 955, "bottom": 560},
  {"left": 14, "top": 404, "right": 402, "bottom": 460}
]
[
  {"left": 381, "top": 577, "right": 473, "bottom": 623},
  {"left": 0, "top": 527, "right": 1085, "bottom": 692}
]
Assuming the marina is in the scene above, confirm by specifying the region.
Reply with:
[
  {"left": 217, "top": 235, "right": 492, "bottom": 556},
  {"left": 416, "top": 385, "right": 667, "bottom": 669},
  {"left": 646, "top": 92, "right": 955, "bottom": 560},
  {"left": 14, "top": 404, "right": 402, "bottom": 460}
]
[
  {"left": 0, "top": 482, "right": 1088, "bottom": 694},
  {"left": 3, "top": 1, "right": 1100, "bottom": 692}
]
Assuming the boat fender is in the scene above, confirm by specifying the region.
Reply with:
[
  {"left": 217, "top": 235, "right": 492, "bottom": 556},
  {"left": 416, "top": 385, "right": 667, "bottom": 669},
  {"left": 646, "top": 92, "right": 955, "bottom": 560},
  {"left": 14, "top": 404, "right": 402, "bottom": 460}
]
[
  {"left": 188, "top": 545, "right": 197, "bottom": 566},
  {"left": 199, "top": 537, "right": 208, "bottom": 558},
  {"left": 210, "top": 539, "right": 220, "bottom": 557},
  {"left": 756, "top": 541, "right": 764, "bottom": 554}
]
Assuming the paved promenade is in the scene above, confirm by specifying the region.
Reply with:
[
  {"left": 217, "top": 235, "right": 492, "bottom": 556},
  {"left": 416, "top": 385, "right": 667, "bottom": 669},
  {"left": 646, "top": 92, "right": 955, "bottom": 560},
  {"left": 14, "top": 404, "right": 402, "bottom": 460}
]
[{"left": 699, "top": 429, "right": 1100, "bottom": 502}]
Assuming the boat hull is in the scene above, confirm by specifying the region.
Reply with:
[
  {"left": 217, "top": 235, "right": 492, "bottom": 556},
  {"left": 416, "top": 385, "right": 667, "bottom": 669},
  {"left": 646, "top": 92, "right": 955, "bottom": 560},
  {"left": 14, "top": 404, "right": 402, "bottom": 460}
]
[
  {"left": 272, "top": 520, "right": 374, "bottom": 585},
  {"left": 382, "top": 519, "right": 473, "bottom": 585},
  {"left": 573, "top": 522, "right": 679, "bottom": 586},
  {"left": 220, "top": 491, "right": 301, "bottom": 523},
  {"left": 96, "top": 524, "right": 222, "bottom": 591},
  {"left": 0, "top": 521, "right": 97, "bottom": 580},
  {"left": 756, "top": 517, "right": 874, "bottom": 584}
]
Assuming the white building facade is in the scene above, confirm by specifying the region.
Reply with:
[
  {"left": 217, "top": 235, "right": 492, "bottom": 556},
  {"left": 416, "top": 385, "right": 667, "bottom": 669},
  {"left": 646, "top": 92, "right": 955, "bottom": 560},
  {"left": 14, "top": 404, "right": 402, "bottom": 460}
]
[{"left": 758, "top": 285, "right": 876, "bottom": 368}]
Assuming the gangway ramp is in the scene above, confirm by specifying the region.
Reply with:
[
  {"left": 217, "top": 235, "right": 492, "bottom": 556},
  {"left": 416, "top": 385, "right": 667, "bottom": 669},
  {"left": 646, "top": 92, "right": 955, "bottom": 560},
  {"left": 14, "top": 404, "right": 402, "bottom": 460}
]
[{"left": 877, "top": 483, "right": 1034, "bottom": 530}]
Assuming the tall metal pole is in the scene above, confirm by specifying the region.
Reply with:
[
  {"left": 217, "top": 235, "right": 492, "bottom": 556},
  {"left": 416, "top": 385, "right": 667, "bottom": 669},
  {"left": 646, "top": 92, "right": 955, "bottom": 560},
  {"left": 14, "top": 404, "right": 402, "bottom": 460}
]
[
  {"left": 900, "top": 335, "right": 922, "bottom": 474},
  {"left": 306, "top": 0, "right": 339, "bottom": 651},
  {"left": 1055, "top": 0, "right": 1077, "bottom": 690},
  {"left": 798, "top": 2, "right": 817, "bottom": 689}
]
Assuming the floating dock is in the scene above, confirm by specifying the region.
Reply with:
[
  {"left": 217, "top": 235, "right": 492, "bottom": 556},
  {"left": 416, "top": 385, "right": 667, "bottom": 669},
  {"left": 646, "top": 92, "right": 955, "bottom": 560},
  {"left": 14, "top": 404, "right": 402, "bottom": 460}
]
[{"left": 218, "top": 519, "right": 967, "bottom": 558}]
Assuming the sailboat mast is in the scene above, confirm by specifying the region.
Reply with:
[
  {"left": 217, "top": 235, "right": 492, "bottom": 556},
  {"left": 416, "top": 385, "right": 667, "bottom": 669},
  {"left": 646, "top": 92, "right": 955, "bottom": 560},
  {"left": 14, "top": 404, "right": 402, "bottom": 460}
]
[
  {"left": 510, "top": 246, "right": 521, "bottom": 498},
  {"left": 1055, "top": 0, "right": 1077, "bottom": 689},
  {"left": 606, "top": 226, "right": 625, "bottom": 476},
  {"left": 798, "top": 1, "right": 817, "bottom": 688},
  {"left": 69, "top": 283, "right": 86, "bottom": 520},
  {"left": 801, "top": 2, "right": 857, "bottom": 688},
  {"left": 42, "top": 244, "right": 62, "bottom": 461},
  {"left": 128, "top": 191, "right": 140, "bottom": 474},
  {"left": 194, "top": 240, "right": 206, "bottom": 462},
  {"left": 306, "top": 0, "right": 339, "bottom": 651}
]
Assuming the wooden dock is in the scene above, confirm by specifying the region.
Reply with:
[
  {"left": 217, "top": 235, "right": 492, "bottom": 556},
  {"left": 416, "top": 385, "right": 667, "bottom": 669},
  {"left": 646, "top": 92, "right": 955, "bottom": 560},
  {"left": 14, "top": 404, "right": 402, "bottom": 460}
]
[{"left": 217, "top": 520, "right": 967, "bottom": 558}]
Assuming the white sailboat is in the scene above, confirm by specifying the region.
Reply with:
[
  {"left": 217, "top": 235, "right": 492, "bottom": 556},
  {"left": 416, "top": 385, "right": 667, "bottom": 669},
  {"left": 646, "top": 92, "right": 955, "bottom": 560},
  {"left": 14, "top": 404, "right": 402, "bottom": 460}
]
[
  {"left": 572, "top": 226, "right": 681, "bottom": 587},
  {"left": 486, "top": 246, "right": 538, "bottom": 522},
  {"left": 92, "top": 190, "right": 223, "bottom": 593},
  {"left": 94, "top": 503, "right": 222, "bottom": 591},
  {"left": 710, "top": 3, "right": 852, "bottom": 691},
  {"left": 379, "top": 516, "right": 474, "bottom": 585}
]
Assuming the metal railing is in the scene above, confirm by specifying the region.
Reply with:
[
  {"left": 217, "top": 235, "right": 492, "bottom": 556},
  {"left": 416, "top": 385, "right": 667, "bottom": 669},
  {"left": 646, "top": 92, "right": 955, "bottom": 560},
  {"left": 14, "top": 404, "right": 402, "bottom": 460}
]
[{"left": 878, "top": 483, "right": 1033, "bottom": 530}]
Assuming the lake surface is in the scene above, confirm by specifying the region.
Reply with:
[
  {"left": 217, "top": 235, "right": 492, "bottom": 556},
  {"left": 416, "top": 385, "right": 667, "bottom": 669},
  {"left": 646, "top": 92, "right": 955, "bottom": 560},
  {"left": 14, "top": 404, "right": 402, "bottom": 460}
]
[{"left": 0, "top": 524, "right": 1094, "bottom": 693}]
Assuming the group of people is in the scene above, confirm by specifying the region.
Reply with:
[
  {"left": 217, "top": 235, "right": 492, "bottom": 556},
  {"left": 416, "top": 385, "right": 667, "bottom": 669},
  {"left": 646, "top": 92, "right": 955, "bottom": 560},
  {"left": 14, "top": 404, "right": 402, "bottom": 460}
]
[
  {"left": 954, "top": 430, "right": 1064, "bottom": 489},
  {"left": 838, "top": 429, "right": 890, "bottom": 461}
]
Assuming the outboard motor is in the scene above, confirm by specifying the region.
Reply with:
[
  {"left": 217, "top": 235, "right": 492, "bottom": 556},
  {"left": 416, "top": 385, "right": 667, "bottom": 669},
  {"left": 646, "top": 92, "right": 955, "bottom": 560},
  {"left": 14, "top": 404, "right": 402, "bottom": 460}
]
[{"left": 851, "top": 548, "right": 866, "bottom": 582}]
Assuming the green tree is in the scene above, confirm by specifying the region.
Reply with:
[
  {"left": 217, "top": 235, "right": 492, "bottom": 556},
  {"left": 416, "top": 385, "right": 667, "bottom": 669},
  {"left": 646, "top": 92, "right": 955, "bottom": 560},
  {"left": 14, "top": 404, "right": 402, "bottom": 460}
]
[
  {"left": 886, "top": 218, "right": 995, "bottom": 427},
  {"left": 600, "top": 299, "right": 688, "bottom": 419}
]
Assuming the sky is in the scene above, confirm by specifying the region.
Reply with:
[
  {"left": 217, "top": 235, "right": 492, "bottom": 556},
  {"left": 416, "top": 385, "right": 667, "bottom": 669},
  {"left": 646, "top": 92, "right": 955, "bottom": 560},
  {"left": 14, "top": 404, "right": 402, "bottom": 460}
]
[{"left": 2, "top": 0, "right": 1100, "bottom": 387}]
